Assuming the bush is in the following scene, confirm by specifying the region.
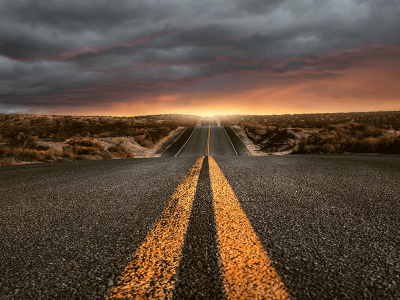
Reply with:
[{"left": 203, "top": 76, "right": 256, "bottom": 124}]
[
  {"left": 102, "top": 152, "right": 114, "bottom": 160},
  {"left": 320, "top": 143, "right": 335, "bottom": 153},
  {"left": 71, "top": 146, "right": 102, "bottom": 156},
  {"left": 76, "top": 154, "right": 100, "bottom": 161},
  {"left": 108, "top": 146, "right": 134, "bottom": 159},
  {"left": 62, "top": 147, "right": 74, "bottom": 159},
  {"left": 358, "top": 137, "right": 377, "bottom": 153},
  {"left": 0, "top": 146, "right": 14, "bottom": 158},
  {"left": 37, "top": 145, "right": 50, "bottom": 151},
  {"left": 8, "top": 132, "right": 27, "bottom": 148},
  {"left": 0, "top": 157, "right": 17, "bottom": 166},
  {"left": 67, "top": 138, "right": 104, "bottom": 150},
  {"left": 376, "top": 135, "right": 400, "bottom": 154},
  {"left": 136, "top": 137, "right": 153, "bottom": 148},
  {"left": 44, "top": 152, "right": 55, "bottom": 161},
  {"left": 25, "top": 136, "right": 38, "bottom": 149},
  {"left": 294, "top": 122, "right": 399, "bottom": 154},
  {"left": 302, "top": 144, "right": 317, "bottom": 153},
  {"left": 17, "top": 149, "right": 43, "bottom": 161}
]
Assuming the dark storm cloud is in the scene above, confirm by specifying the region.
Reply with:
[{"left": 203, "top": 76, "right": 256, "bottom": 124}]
[
  {"left": 2, "top": 0, "right": 164, "bottom": 31},
  {"left": 0, "top": 0, "right": 399, "bottom": 112}
]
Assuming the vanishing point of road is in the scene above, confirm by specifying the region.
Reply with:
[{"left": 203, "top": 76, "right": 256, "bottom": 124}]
[{"left": 1, "top": 119, "right": 399, "bottom": 299}]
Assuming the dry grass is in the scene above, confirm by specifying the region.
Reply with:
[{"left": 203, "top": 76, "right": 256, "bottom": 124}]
[
  {"left": 63, "top": 138, "right": 134, "bottom": 160},
  {"left": 0, "top": 145, "right": 63, "bottom": 164},
  {"left": 295, "top": 122, "right": 400, "bottom": 154},
  {"left": 218, "top": 111, "right": 400, "bottom": 130},
  {"left": 218, "top": 112, "right": 400, "bottom": 155},
  {"left": 0, "top": 113, "right": 201, "bottom": 166},
  {"left": 108, "top": 146, "right": 135, "bottom": 159},
  {"left": 0, "top": 157, "right": 18, "bottom": 166},
  {"left": 0, "top": 113, "right": 201, "bottom": 143},
  {"left": 67, "top": 138, "right": 104, "bottom": 149}
]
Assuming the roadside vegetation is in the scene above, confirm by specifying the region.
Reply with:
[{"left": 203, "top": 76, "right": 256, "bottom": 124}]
[
  {"left": 218, "top": 111, "right": 400, "bottom": 155},
  {"left": 0, "top": 114, "right": 200, "bottom": 166}
]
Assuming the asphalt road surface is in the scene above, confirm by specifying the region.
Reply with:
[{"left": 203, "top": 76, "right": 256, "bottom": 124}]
[
  {"left": 1, "top": 121, "right": 399, "bottom": 299},
  {"left": 162, "top": 119, "right": 248, "bottom": 157}
]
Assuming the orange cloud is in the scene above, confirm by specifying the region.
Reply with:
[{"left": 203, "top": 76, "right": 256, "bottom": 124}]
[{"left": 26, "top": 44, "right": 400, "bottom": 116}]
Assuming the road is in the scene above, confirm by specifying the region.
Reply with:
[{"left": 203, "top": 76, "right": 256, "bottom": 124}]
[
  {"left": 1, "top": 120, "right": 399, "bottom": 299},
  {"left": 162, "top": 118, "right": 249, "bottom": 157}
]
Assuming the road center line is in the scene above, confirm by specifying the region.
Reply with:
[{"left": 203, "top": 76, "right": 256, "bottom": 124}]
[
  {"left": 172, "top": 157, "right": 225, "bottom": 298},
  {"left": 208, "top": 156, "right": 291, "bottom": 299},
  {"left": 107, "top": 156, "right": 205, "bottom": 299}
]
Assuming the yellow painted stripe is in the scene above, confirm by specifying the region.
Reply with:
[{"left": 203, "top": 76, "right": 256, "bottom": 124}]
[
  {"left": 206, "top": 125, "right": 210, "bottom": 156},
  {"left": 108, "top": 156, "right": 205, "bottom": 300},
  {"left": 208, "top": 157, "right": 291, "bottom": 300}
]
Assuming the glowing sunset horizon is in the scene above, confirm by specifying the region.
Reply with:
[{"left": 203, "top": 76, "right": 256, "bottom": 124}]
[{"left": 1, "top": 1, "right": 399, "bottom": 116}]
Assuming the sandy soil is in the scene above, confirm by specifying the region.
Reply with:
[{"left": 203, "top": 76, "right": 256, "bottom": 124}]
[
  {"left": 36, "top": 140, "right": 67, "bottom": 152},
  {"left": 231, "top": 126, "right": 317, "bottom": 156},
  {"left": 260, "top": 129, "right": 315, "bottom": 155}
]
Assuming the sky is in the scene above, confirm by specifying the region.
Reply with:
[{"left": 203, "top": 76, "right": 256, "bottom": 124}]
[{"left": 0, "top": 0, "right": 399, "bottom": 116}]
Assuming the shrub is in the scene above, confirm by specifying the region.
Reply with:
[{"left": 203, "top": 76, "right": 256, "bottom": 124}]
[
  {"left": 8, "top": 132, "right": 27, "bottom": 148},
  {"left": 17, "top": 149, "right": 43, "bottom": 161},
  {"left": 136, "top": 137, "right": 153, "bottom": 148},
  {"left": 44, "top": 152, "right": 55, "bottom": 161},
  {"left": 102, "top": 152, "right": 114, "bottom": 160},
  {"left": 36, "top": 145, "right": 50, "bottom": 151},
  {"left": 67, "top": 138, "right": 104, "bottom": 150},
  {"left": 359, "top": 137, "right": 378, "bottom": 153},
  {"left": 71, "top": 146, "right": 101, "bottom": 156},
  {"left": 294, "top": 121, "right": 398, "bottom": 154},
  {"left": 25, "top": 136, "right": 38, "bottom": 149},
  {"left": 62, "top": 147, "right": 74, "bottom": 159},
  {"left": 0, "top": 146, "right": 14, "bottom": 158},
  {"left": 302, "top": 145, "right": 317, "bottom": 153},
  {"left": 108, "top": 146, "right": 134, "bottom": 159},
  {"left": 376, "top": 135, "right": 400, "bottom": 154},
  {"left": 0, "top": 157, "right": 17, "bottom": 166},
  {"left": 379, "top": 124, "right": 392, "bottom": 130},
  {"left": 76, "top": 154, "right": 102, "bottom": 161},
  {"left": 320, "top": 143, "right": 335, "bottom": 153}
]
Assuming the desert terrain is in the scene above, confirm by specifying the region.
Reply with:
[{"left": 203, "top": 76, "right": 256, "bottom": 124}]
[
  {"left": 218, "top": 111, "right": 400, "bottom": 155},
  {"left": 0, "top": 114, "right": 201, "bottom": 166},
  {"left": 1, "top": 111, "right": 399, "bottom": 166}
]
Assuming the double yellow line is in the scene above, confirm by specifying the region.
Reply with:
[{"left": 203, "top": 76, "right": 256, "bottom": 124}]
[
  {"left": 209, "top": 157, "right": 289, "bottom": 299},
  {"left": 108, "top": 156, "right": 290, "bottom": 299},
  {"left": 206, "top": 125, "right": 210, "bottom": 156},
  {"left": 108, "top": 157, "right": 204, "bottom": 299}
]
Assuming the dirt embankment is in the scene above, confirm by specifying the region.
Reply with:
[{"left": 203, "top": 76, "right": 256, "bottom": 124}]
[
  {"left": 218, "top": 111, "right": 400, "bottom": 155},
  {"left": 237, "top": 124, "right": 400, "bottom": 155},
  {"left": 260, "top": 129, "right": 312, "bottom": 154},
  {"left": 235, "top": 126, "right": 315, "bottom": 155}
]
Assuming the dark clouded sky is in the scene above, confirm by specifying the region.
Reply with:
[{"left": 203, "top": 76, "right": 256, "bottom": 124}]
[{"left": 1, "top": 0, "right": 399, "bottom": 116}]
